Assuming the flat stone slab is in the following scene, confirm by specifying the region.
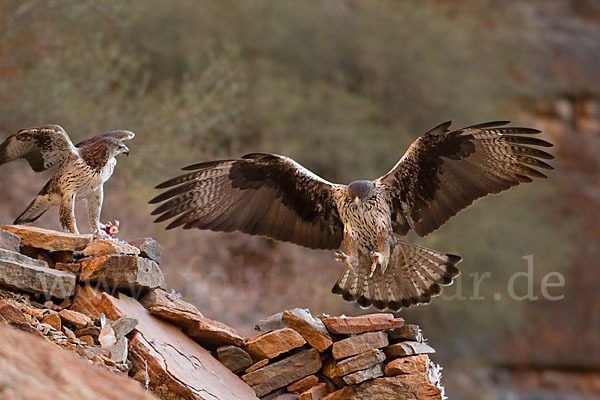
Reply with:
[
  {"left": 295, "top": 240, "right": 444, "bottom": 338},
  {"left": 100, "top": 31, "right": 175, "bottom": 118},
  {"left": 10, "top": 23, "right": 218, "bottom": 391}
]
[
  {"left": 323, "top": 375, "right": 442, "bottom": 400},
  {"left": 387, "top": 324, "right": 422, "bottom": 342},
  {"left": 332, "top": 331, "right": 388, "bottom": 360},
  {"left": 282, "top": 308, "right": 332, "bottom": 352},
  {"left": 0, "top": 248, "right": 76, "bottom": 298},
  {"left": 246, "top": 328, "right": 306, "bottom": 361},
  {"left": 128, "top": 238, "right": 163, "bottom": 264},
  {"left": 384, "top": 341, "right": 435, "bottom": 358},
  {"left": 59, "top": 309, "right": 92, "bottom": 329},
  {"left": 140, "top": 288, "right": 204, "bottom": 319},
  {"left": 256, "top": 312, "right": 285, "bottom": 332},
  {"left": 83, "top": 240, "right": 140, "bottom": 257},
  {"left": 242, "top": 348, "right": 322, "bottom": 397},
  {"left": 141, "top": 289, "right": 243, "bottom": 349},
  {"left": 321, "top": 314, "right": 404, "bottom": 335},
  {"left": 335, "top": 348, "right": 385, "bottom": 377},
  {"left": 298, "top": 382, "right": 328, "bottom": 400},
  {"left": 342, "top": 363, "right": 384, "bottom": 385},
  {"left": 217, "top": 345, "right": 253, "bottom": 373},
  {"left": 0, "top": 229, "right": 20, "bottom": 252},
  {"left": 385, "top": 354, "right": 430, "bottom": 376},
  {"left": 287, "top": 375, "right": 319, "bottom": 394},
  {"left": 2, "top": 225, "right": 92, "bottom": 251},
  {"left": 79, "top": 255, "right": 166, "bottom": 297},
  {"left": 109, "top": 293, "right": 259, "bottom": 400}
]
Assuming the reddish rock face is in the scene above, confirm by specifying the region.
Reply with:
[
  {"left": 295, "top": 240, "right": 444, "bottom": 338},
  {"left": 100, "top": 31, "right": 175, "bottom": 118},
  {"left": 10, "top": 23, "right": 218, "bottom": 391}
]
[
  {"left": 41, "top": 312, "right": 61, "bottom": 331},
  {"left": 331, "top": 331, "right": 388, "bottom": 360},
  {"left": 59, "top": 309, "right": 93, "bottom": 329},
  {"left": 321, "top": 314, "right": 404, "bottom": 335},
  {"left": 246, "top": 328, "right": 307, "bottom": 361},
  {"left": 0, "top": 325, "right": 156, "bottom": 400},
  {"left": 2, "top": 225, "right": 92, "bottom": 251},
  {"left": 282, "top": 308, "right": 333, "bottom": 352},
  {"left": 298, "top": 382, "right": 328, "bottom": 400},
  {"left": 385, "top": 354, "right": 430, "bottom": 376}
]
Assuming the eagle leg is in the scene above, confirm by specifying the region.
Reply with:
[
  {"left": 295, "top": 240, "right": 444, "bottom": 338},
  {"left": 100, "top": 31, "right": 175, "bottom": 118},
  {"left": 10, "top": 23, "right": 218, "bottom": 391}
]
[
  {"left": 85, "top": 187, "right": 109, "bottom": 239},
  {"left": 334, "top": 250, "right": 357, "bottom": 271},
  {"left": 335, "top": 229, "right": 360, "bottom": 270},
  {"left": 369, "top": 230, "right": 391, "bottom": 277},
  {"left": 59, "top": 193, "right": 79, "bottom": 234},
  {"left": 369, "top": 251, "right": 384, "bottom": 277}
]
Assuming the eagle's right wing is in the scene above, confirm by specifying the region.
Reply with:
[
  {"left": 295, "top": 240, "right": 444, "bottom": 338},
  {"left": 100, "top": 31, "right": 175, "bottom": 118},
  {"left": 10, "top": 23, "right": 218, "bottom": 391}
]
[
  {"left": 0, "top": 125, "right": 77, "bottom": 172},
  {"left": 377, "top": 121, "right": 554, "bottom": 237},
  {"left": 75, "top": 130, "right": 135, "bottom": 148},
  {"left": 150, "top": 153, "right": 344, "bottom": 250}
]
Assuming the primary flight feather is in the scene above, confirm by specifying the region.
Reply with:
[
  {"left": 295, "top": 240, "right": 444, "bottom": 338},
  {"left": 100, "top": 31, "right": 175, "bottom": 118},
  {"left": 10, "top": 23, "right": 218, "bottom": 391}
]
[{"left": 150, "top": 121, "right": 553, "bottom": 311}]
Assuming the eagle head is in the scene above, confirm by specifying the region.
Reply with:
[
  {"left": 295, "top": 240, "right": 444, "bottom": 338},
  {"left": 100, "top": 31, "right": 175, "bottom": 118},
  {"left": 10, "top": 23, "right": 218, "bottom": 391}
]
[
  {"left": 105, "top": 138, "right": 130, "bottom": 157},
  {"left": 347, "top": 180, "right": 375, "bottom": 208}
]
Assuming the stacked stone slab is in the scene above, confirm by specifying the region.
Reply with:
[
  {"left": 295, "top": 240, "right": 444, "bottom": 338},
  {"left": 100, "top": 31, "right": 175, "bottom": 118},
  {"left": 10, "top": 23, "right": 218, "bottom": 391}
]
[
  {"left": 0, "top": 225, "right": 166, "bottom": 298},
  {"left": 234, "top": 309, "right": 443, "bottom": 400},
  {"left": 0, "top": 226, "right": 445, "bottom": 400}
]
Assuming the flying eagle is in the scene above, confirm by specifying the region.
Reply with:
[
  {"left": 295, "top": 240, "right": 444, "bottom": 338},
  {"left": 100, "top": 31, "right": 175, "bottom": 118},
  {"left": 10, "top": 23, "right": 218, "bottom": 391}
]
[
  {"left": 150, "top": 121, "right": 553, "bottom": 310},
  {"left": 0, "top": 125, "right": 133, "bottom": 237}
]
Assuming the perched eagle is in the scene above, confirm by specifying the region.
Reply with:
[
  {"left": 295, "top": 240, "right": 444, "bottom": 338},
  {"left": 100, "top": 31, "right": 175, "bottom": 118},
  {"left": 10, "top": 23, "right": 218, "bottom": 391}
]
[
  {"left": 0, "top": 125, "right": 133, "bottom": 237},
  {"left": 150, "top": 121, "right": 553, "bottom": 310}
]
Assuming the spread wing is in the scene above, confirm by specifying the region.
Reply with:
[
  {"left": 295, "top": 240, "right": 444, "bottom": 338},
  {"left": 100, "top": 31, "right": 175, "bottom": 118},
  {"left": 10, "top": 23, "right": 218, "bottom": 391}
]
[
  {"left": 149, "top": 153, "right": 344, "bottom": 250},
  {"left": 377, "top": 121, "right": 554, "bottom": 237},
  {"left": 75, "top": 130, "right": 135, "bottom": 148},
  {"left": 0, "top": 124, "right": 77, "bottom": 172}
]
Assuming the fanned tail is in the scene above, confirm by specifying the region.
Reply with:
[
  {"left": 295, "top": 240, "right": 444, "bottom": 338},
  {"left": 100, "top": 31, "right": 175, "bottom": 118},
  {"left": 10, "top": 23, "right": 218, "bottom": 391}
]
[{"left": 332, "top": 236, "right": 461, "bottom": 311}]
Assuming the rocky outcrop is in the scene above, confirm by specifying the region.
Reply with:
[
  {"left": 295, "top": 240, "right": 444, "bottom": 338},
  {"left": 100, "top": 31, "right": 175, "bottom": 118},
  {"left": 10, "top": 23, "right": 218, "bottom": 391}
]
[{"left": 0, "top": 227, "right": 445, "bottom": 400}]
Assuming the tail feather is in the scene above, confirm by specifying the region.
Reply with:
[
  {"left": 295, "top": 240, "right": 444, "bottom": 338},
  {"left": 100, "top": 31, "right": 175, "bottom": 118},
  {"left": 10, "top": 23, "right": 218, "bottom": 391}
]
[
  {"left": 332, "top": 237, "right": 461, "bottom": 311},
  {"left": 14, "top": 195, "right": 52, "bottom": 224}
]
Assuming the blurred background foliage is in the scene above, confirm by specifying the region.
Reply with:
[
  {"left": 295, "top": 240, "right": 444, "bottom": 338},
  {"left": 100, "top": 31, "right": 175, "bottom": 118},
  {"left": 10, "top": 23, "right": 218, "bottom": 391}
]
[{"left": 1, "top": 0, "right": 597, "bottom": 398}]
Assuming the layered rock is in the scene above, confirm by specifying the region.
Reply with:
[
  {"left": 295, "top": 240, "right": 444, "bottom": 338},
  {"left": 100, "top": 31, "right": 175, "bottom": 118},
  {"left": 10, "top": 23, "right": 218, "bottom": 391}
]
[{"left": 0, "top": 227, "right": 445, "bottom": 400}]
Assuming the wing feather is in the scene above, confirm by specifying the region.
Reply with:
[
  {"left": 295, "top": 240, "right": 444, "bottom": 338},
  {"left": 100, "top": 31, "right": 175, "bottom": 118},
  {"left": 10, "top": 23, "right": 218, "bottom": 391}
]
[
  {"left": 75, "top": 130, "right": 135, "bottom": 148},
  {"left": 377, "top": 121, "right": 554, "bottom": 236},
  {"left": 150, "top": 153, "right": 344, "bottom": 250},
  {"left": 0, "top": 125, "right": 77, "bottom": 172}
]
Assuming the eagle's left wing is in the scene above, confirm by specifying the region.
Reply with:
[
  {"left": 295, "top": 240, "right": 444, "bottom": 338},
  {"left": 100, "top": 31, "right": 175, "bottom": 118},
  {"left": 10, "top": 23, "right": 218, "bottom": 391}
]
[
  {"left": 0, "top": 125, "right": 78, "bottom": 172},
  {"left": 376, "top": 121, "right": 554, "bottom": 237},
  {"left": 150, "top": 153, "right": 344, "bottom": 250},
  {"left": 75, "top": 130, "right": 135, "bottom": 148}
]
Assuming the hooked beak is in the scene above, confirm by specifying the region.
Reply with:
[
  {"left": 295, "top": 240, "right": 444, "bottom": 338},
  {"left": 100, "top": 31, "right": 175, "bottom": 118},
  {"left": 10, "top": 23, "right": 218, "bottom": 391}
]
[
  {"left": 122, "top": 146, "right": 130, "bottom": 156},
  {"left": 353, "top": 197, "right": 361, "bottom": 209}
]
